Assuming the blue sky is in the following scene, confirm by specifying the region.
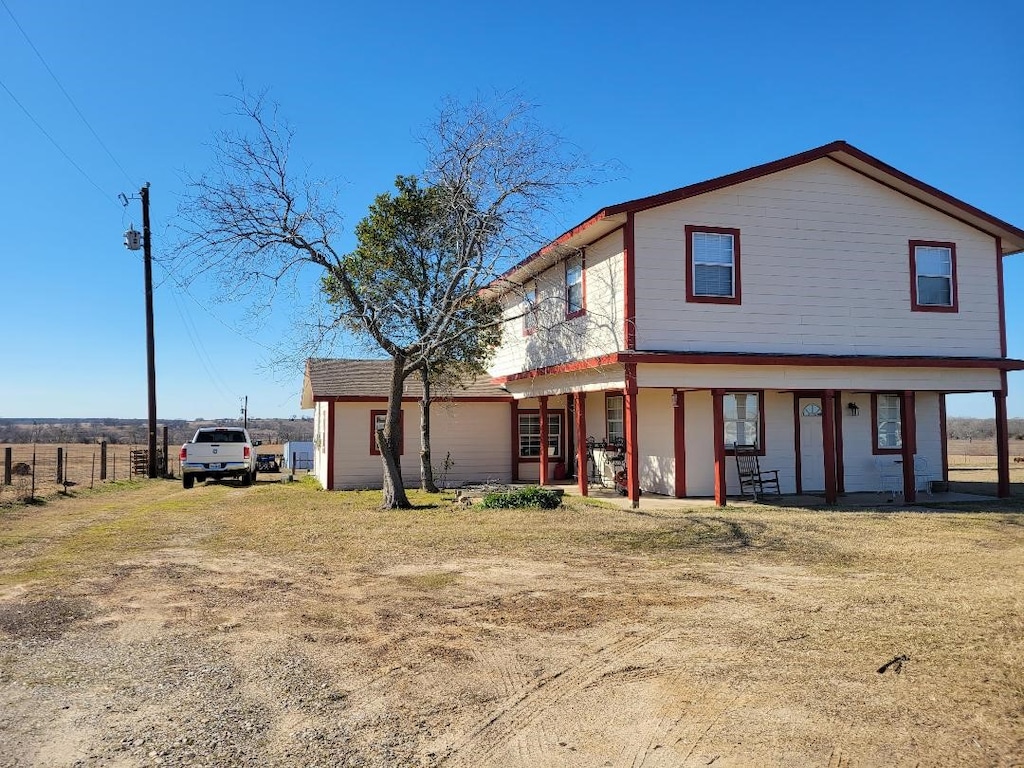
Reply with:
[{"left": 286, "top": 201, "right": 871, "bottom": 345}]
[{"left": 1, "top": 0, "right": 1021, "bottom": 419}]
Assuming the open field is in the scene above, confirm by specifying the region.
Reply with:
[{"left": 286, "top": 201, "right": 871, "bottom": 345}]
[{"left": 1, "top": 477, "right": 1022, "bottom": 767}]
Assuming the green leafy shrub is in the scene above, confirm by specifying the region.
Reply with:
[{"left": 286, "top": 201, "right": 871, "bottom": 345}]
[{"left": 480, "top": 486, "right": 562, "bottom": 510}]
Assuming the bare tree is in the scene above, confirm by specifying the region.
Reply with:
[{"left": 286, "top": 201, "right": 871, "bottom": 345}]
[{"left": 175, "top": 90, "right": 595, "bottom": 508}]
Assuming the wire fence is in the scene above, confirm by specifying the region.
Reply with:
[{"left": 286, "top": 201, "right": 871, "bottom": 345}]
[{"left": 0, "top": 443, "right": 181, "bottom": 504}]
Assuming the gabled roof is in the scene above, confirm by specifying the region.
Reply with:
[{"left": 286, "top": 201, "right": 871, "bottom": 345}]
[
  {"left": 301, "top": 358, "right": 510, "bottom": 408},
  {"left": 497, "top": 141, "right": 1024, "bottom": 288}
]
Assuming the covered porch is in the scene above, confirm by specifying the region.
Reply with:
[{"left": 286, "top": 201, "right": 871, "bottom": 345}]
[{"left": 501, "top": 357, "right": 1015, "bottom": 508}]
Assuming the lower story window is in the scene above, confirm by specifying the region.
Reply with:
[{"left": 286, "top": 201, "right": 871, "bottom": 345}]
[
  {"left": 606, "top": 395, "right": 624, "bottom": 444},
  {"left": 874, "top": 394, "right": 902, "bottom": 453},
  {"left": 370, "top": 410, "right": 404, "bottom": 455},
  {"left": 724, "top": 392, "right": 761, "bottom": 450},
  {"left": 519, "top": 412, "right": 563, "bottom": 459}
]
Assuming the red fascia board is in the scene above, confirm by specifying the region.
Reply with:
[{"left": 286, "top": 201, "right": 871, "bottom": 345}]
[
  {"left": 312, "top": 394, "right": 513, "bottom": 403},
  {"left": 832, "top": 144, "right": 1024, "bottom": 253},
  {"left": 492, "top": 354, "right": 622, "bottom": 384},
  {"left": 493, "top": 210, "right": 611, "bottom": 286},
  {"left": 494, "top": 351, "right": 1024, "bottom": 383}
]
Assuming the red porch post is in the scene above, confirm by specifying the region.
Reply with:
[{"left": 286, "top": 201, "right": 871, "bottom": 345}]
[
  {"left": 575, "top": 392, "right": 588, "bottom": 497},
  {"left": 995, "top": 374, "right": 1010, "bottom": 498},
  {"left": 510, "top": 400, "right": 519, "bottom": 482},
  {"left": 624, "top": 364, "right": 640, "bottom": 508},
  {"left": 712, "top": 389, "right": 726, "bottom": 507},
  {"left": 939, "top": 393, "right": 949, "bottom": 482},
  {"left": 834, "top": 390, "right": 845, "bottom": 495},
  {"left": 900, "top": 391, "right": 917, "bottom": 503},
  {"left": 673, "top": 389, "right": 686, "bottom": 498},
  {"left": 822, "top": 390, "right": 838, "bottom": 505},
  {"left": 539, "top": 396, "right": 549, "bottom": 486}
]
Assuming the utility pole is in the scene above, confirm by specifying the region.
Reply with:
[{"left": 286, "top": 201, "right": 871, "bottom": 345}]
[
  {"left": 141, "top": 184, "right": 158, "bottom": 478},
  {"left": 241, "top": 396, "right": 248, "bottom": 429}
]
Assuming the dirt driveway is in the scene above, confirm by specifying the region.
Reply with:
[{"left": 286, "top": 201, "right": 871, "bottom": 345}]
[{"left": 1, "top": 480, "right": 1022, "bottom": 767}]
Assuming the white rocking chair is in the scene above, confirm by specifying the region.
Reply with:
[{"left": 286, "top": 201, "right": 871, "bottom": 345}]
[{"left": 874, "top": 457, "right": 903, "bottom": 500}]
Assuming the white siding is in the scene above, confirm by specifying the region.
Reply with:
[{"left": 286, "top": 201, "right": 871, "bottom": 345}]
[
  {"left": 637, "top": 389, "right": 674, "bottom": 496},
  {"left": 489, "top": 231, "right": 625, "bottom": 378},
  {"left": 634, "top": 159, "right": 1002, "bottom": 357},
  {"left": 313, "top": 401, "right": 329, "bottom": 489},
  {"left": 330, "top": 401, "right": 512, "bottom": 490}
]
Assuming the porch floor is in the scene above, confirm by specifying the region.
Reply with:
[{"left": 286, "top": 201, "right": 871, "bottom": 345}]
[{"left": 555, "top": 481, "right": 995, "bottom": 511}]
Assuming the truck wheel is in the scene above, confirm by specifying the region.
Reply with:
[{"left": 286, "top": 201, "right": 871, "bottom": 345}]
[
  {"left": 183, "top": 475, "right": 194, "bottom": 490},
  {"left": 240, "top": 471, "right": 252, "bottom": 487}
]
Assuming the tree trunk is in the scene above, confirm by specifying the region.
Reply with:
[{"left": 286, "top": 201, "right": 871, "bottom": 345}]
[
  {"left": 380, "top": 355, "right": 412, "bottom": 509},
  {"left": 419, "top": 367, "right": 439, "bottom": 492}
]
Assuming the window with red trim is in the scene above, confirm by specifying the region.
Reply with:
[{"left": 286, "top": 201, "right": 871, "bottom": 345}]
[
  {"left": 370, "top": 410, "right": 404, "bottom": 455},
  {"left": 518, "top": 411, "right": 563, "bottom": 460},
  {"left": 686, "top": 225, "right": 741, "bottom": 304},
  {"left": 605, "top": 394, "right": 624, "bottom": 443},
  {"left": 872, "top": 394, "right": 902, "bottom": 454},
  {"left": 723, "top": 391, "right": 764, "bottom": 454},
  {"left": 565, "top": 254, "right": 584, "bottom": 318},
  {"left": 910, "top": 240, "right": 957, "bottom": 312}
]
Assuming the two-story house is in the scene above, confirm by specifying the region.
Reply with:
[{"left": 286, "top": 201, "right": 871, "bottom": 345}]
[{"left": 305, "top": 141, "right": 1024, "bottom": 505}]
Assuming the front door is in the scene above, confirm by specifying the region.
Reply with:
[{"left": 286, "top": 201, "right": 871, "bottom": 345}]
[{"left": 798, "top": 397, "right": 825, "bottom": 492}]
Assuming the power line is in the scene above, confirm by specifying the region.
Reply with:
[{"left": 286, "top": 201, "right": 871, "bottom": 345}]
[
  {"left": 0, "top": 0, "right": 137, "bottom": 188},
  {"left": 0, "top": 75, "right": 113, "bottom": 203}
]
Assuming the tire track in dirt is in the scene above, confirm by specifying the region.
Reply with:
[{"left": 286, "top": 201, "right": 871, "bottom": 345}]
[{"left": 437, "top": 627, "right": 671, "bottom": 767}]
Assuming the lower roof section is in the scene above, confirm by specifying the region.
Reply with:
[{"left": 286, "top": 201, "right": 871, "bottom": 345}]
[{"left": 496, "top": 350, "right": 1018, "bottom": 398}]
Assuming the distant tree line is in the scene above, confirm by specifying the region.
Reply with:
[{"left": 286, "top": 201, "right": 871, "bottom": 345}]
[
  {"left": 947, "top": 417, "right": 1024, "bottom": 441},
  {"left": 0, "top": 417, "right": 312, "bottom": 446}
]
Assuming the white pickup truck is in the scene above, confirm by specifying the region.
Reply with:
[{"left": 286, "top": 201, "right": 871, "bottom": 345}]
[{"left": 179, "top": 427, "right": 257, "bottom": 489}]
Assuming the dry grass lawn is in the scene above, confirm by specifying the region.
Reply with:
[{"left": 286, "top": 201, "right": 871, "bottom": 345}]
[{"left": 0, "top": 477, "right": 1022, "bottom": 767}]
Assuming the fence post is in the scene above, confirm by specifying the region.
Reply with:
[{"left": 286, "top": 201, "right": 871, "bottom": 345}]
[
  {"left": 100, "top": 442, "right": 108, "bottom": 481},
  {"left": 3, "top": 447, "right": 10, "bottom": 485},
  {"left": 162, "top": 426, "right": 169, "bottom": 477},
  {"left": 56, "top": 447, "right": 64, "bottom": 484}
]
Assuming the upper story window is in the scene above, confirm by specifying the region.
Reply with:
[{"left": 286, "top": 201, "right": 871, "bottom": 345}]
[
  {"left": 723, "top": 391, "right": 762, "bottom": 453},
  {"left": 565, "top": 255, "right": 584, "bottom": 318},
  {"left": 522, "top": 287, "right": 537, "bottom": 336},
  {"left": 872, "top": 394, "right": 902, "bottom": 454},
  {"left": 910, "top": 240, "right": 957, "bottom": 312},
  {"left": 686, "top": 225, "right": 742, "bottom": 305}
]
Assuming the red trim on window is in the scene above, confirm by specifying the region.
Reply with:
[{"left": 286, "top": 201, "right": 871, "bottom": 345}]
[
  {"left": 604, "top": 392, "right": 625, "bottom": 443},
  {"left": 326, "top": 402, "right": 335, "bottom": 491},
  {"left": 673, "top": 389, "right": 686, "bottom": 498},
  {"left": 516, "top": 409, "right": 565, "bottom": 462},
  {"left": 564, "top": 251, "right": 586, "bottom": 320},
  {"left": 722, "top": 390, "right": 766, "bottom": 456},
  {"left": 685, "top": 225, "right": 742, "bottom": 305},
  {"left": 909, "top": 240, "right": 958, "bottom": 313},
  {"left": 996, "top": 237, "right": 1007, "bottom": 357},
  {"left": 871, "top": 393, "right": 902, "bottom": 455},
  {"left": 624, "top": 213, "right": 636, "bottom": 349},
  {"left": 370, "top": 409, "right": 404, "bottom": 456}
]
